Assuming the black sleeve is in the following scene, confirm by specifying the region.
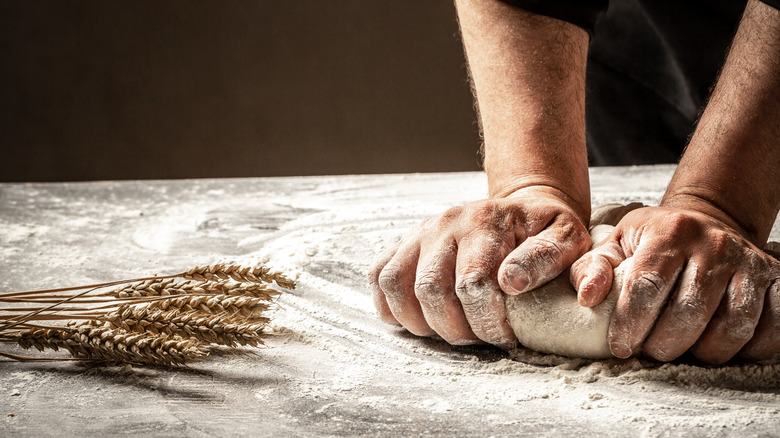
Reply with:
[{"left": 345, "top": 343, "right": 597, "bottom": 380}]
[
  {"left": 496, "top": 0, "right": 609, "bottom": 37},
  {"left": 759, "top": 0, "right": 780, "bottom": 10}
]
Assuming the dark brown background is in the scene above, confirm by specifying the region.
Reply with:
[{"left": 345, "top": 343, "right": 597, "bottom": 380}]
[{"left": 1, "top": 1, "right": 481, "bottom": 182}]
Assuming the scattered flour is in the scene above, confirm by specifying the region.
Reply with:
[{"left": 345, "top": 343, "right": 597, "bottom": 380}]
[
  {"left": 3, "top": 169, "right": 779, "bottom": 435},
  {"left": 219, "top": 173, "right": 780, "bottom": 435}
]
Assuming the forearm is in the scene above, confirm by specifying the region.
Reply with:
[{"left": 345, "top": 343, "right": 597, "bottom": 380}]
[
  {"left": 455, "top": 0, "right": 591, "bottom": 222},
  {"left": 663, "top": 0, "right": 780, "bottom": 245}
]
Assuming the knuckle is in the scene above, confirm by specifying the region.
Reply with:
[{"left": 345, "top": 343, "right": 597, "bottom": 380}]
[
  {"left": 708, "top": 231, "right": 736, "bottom": 259},
  {"left": 533, "top": 236, "right": 565, "bottom": 263},
  {"left": 731, "top": 285, "right": 763, "bottom": 321},
  {"left": 723, "top": 327, "right": 754, "bottom": 345},
  {"left": 629, "top": 271, "right": 666, "bottom": 295},
  {"left": 455, "top": 273, "right": 493, "bottom": 306},
  {"left": 467, "top": 203, "right": 499, "bottom": 221},
  {"left": 670, "top": 298, "right": 710, "bottom": 330},
  {"left": 570, "top": 255, "right": 590, "bottom": 273},
  {"left": 464, "top": 201, "right": 520, "bottom": 233},
  {"left": 664, "top": 212, "right": 698, "bottom": 236},
  {"left": 414, "top": 278, "right": 445, "bottom": 304},
  {"left": 561, "top": 217, "right": 589, "bottom": 241},
  {"left": 443, "top": 205, "right": 464, "bottom": 220},
  {"left": 770, "top": 262, "right": 780, "bottom": 278},
  {"left": 377, "top": 266, "right": 404, "bottom": 296},
  {"left": 433, "top": 206, "right": 464, "bottom": 228},
  {"left": 720, "top": 314, "right": 758, "bottom": 344},
  {"left": 367, "top": 265, "right": 381, "bottom": 286},
  {"left": 460, "top": 299, "right": 489, "bottom": 319},
  {"left": 509, "top": 236, "right": 563, "bottom": 270}
]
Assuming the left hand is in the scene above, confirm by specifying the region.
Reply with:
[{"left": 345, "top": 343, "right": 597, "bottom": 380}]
[{"left": 569, "top": 206, "right": 780, "bottom": 364}]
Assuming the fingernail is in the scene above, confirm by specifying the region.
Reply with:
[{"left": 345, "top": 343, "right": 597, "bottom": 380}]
[
  {"left": 503, "top": 264, "right": 530, "bottom": 294},
  {"left": 577, "top": 272, "right": 592, "bottom": 292},
  {"left": 610, "top": 341, "right": 633, "bottom": 359},
  {"left": 578, "top": 275, "right": 598, "bottom": 306},
  {"left": 578, "top": 290, "right": 594, "bottom": 307},
  {"left": 497, "top": 339, "right": 519, "bottom": 351},
  {"left": 451, "top": 339, "right": 482, "bottom": 346}
]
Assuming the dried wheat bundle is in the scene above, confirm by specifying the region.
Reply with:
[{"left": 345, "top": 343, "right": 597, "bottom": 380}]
[{"left": 0, "top": 264, "right": 294, "bottom": 366}]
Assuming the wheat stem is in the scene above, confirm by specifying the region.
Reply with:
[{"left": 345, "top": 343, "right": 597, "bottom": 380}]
[
  {"left": 0, "top": 351, "right": 92, "bottom": 362},
  {"left": 0, "top": 286, "right": 105, "bottom": 332},
  {"left": 0, "top": 264, "right": 295, "bottom": 300},
  {"left": 0, "top": 278, "right": 171, "bottom": 298},
  {"left": 0, "top": 297, "right": 121, "bottom": 304}
]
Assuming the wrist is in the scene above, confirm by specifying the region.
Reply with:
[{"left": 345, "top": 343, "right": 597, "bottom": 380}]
[
  {"left": 661, "top": 191, "right": 769, "bottom": 245},
  {"left": 485, "top": 144, "right": 590, "bottom": 224},
  {"left": 491, "top": 179, "right": 591, "bottom": 226}
]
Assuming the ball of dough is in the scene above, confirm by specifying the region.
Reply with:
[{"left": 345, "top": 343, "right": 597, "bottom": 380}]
[
  {"left": 504, "top": 224, "right": 625, "bottom": 359},
  {"left": 504, "top": 262, "right": 625, "bottom": 359}
]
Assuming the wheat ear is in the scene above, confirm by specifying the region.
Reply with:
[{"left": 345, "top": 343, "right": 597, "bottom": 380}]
[
  {"left": 183, "top": 264, "right": 296, "bottom": 290},
  {"left": 12, "top": 323, "right": 207, "bottom": 366},
  {"left": 107, "top": 279, "right": 282, "bottom": 301},
  {"left": 103, "top": 304, "right": 268, "bottom": 346}
]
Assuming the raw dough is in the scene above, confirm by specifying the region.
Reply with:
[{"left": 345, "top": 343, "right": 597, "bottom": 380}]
[
  {"left": 504, "top": 203, "right": 643, "bottom": 359},
  {"left": 504, "top": 223, "right": 625, "bottom": 359}
]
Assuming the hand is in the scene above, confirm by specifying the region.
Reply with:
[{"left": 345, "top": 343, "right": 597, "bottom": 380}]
[
  {"left": 570, "top": 206, "right": 780, "bottom": 363},
  {"left": 368, "top": 186, "right": 591, "bottom": 349}
]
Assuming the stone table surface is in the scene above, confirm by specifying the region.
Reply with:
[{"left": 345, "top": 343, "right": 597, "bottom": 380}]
[{"left": 1, "top": 166, "right": 779, "bottom": 437}]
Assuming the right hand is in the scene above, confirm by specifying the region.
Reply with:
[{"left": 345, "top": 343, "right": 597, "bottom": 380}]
[{"left": 368, "top": 186, "right": 591, "bottom": 349}]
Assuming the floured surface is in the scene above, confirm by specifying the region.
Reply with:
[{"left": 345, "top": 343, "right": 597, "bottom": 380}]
[{"left": 2, "top": 166, "right": 780, "bottom": 437}]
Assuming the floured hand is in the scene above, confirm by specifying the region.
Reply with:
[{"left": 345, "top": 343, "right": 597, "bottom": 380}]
[
  {"left": 571, "top": 206, "right": 780, "bottom": 363},
  {"left": 368, "top": 186, "right": 591, "bottom": 349}
]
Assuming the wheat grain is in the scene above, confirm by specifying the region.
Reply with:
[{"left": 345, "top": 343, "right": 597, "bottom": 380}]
[
  {"left": 103, "top": 304, "right": 268, "bottom": 347},
  {"left": 108, "top": 279, "right": 281, "bottom": 301},
  {"left": 139, "top": 295, "right": 272, "bottom": 319},
  {"left": 184, "top": 264, "right": 296, "bottom": 289},
  {"left": 13, "top": 323, "right": 207, "bottom": 366}
]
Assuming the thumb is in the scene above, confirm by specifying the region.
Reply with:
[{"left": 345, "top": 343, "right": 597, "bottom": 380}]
[
  {"left": 499, "top": 216, "right": 590, "bottom": 295},
  {"left": 570, "top": 229, "right": 626, "bottom": 307}
]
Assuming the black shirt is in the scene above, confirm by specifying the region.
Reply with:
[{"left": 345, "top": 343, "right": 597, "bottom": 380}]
[{"left": 495, "top": 0, "right": 778, "bottom": 165}]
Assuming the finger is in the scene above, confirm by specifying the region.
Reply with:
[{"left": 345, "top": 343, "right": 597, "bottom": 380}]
[
  {"left": 455, "top": 231, "right": 517, "bottom": 349},
  {"left": 570, "top": 238, "right": 626, "bottom": 307},
  {"left": 499, "top": 215, "right": 590, "bottom": 295},
  {"left": 740, "top": 280, "right": 780, "bottom": 361},
  {"left": 642, "top": 259, "right": 731, "bottom": 361},
  {"left": 377, "top": 239, "right": 435, "bottom": 337},
  {"left": 608, "top": 247, "right": 686, "bottom": 359},
  {"left": 369, "top": 242, "right": 402, "bottom": 325},
  {"left": 415, "top": 237, "right": 479, "bottom": 345},
  {"left": 692, "top": 271, "right": 767, "bottom": 364}
]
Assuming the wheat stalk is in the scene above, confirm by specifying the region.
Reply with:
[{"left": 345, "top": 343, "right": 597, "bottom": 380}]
[
  {"left": 0, "top": 264, "right": 296, "bottom": 299},
  {"left": 0, "top": 264, "right": 294, "bottom": 366},
  {"left": 106, "top": 279, "right": 281, "bottom": 301},
  {"left": 9, "top": 323, "right": 207, "bottom": 366}
]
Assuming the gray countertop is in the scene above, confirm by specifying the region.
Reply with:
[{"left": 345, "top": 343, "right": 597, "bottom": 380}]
[{"left": 1, "top": 166, "right": 779, "bottom": 437}]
